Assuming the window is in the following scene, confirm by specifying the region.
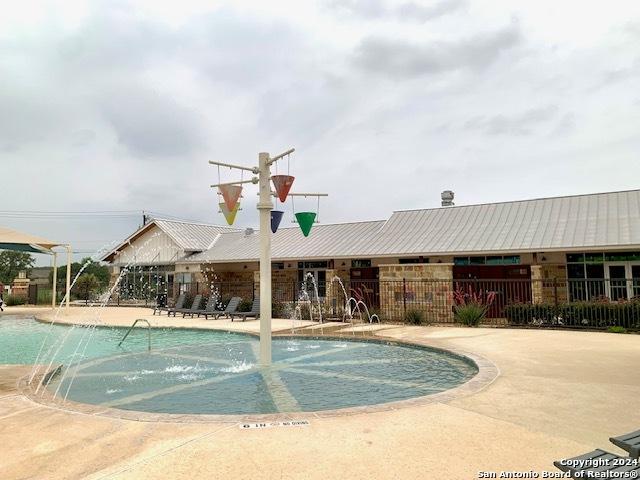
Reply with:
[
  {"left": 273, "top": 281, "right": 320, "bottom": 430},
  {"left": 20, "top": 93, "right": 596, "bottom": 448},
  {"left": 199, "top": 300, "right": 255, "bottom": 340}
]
[
  {"left": 352, "top": 259, "right": 372, "bottom": 268},
  {"left": 298, "top": 261, "right": 328, "bottom": 269},
  {"left": 502, "top": 256, "right": 521, "bottom": 265},
  {"left": 605, "top": 252, "right": 640, "bottom": 262},
  {"left": 272, "top": 263, "right": 285, "bottom": 270},
  {"left": 175, "top": 273, "right": 192, "bottom": 284},
  {"left": 399, "top": 257, "right": 428, "bottom": 264},
  {"left": 485, "top": 256, "right": 503, "bottom": 265},
  {"left": 454, "top": 255, "right": 521, "bottom": 265},
  {"left": 566, "top": 253, "right": 585, "bottom": 263},
  {"left": 584, "top": 253, "right": 604, "bottom": 263},
  {"left": 566, "top": 252, "right": 640, "bottom": 301}
]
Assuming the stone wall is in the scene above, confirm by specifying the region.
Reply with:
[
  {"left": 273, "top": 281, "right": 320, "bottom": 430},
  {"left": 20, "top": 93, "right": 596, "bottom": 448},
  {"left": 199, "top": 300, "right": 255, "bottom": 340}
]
[
  {"left": 262, "top": 269, "right": 298, "bottom": 302},
  {"left": 531, "top": 264, "right": 568, "bottom": 304},
  {"left": 378, "top": 264, "right": 454, "bottom": 323}
]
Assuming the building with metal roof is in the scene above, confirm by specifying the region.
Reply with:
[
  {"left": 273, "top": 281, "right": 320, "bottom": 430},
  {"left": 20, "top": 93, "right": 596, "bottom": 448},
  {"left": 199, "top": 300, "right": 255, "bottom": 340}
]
[{"left": 105, "top": 189, "right": 640, "bottom": 306}]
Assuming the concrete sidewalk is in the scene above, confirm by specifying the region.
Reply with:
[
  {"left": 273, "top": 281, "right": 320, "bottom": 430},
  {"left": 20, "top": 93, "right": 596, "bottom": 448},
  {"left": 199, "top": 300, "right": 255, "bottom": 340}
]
[{"left": 1, "top": 308, "right": 639, "bottom": 479}]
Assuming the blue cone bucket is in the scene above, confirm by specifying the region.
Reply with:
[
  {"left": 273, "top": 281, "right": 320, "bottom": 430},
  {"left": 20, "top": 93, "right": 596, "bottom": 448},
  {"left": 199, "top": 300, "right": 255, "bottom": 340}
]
[{"left": 270, "top": 210, "right": 284, "bottom": 233}]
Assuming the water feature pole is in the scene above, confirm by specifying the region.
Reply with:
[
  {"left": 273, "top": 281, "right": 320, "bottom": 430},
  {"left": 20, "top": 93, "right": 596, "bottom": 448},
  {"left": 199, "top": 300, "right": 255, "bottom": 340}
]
[
  {"left": 257, "top": 152, "right": 273, "bottom": 365},
  {"left": 209, "top": 148, "right": 324, "bottom": 366}
]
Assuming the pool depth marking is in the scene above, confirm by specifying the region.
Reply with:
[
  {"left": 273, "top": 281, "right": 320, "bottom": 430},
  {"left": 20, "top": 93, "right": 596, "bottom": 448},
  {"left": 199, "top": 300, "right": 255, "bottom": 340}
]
[{"left": 240, "top": 420, "right": 310, "bottom": 429}]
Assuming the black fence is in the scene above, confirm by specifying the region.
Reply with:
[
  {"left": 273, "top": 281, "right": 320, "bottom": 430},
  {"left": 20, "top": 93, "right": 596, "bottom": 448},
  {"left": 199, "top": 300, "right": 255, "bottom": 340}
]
[{"left": 111, "top": 276, "right": 640, "bottom": 330}]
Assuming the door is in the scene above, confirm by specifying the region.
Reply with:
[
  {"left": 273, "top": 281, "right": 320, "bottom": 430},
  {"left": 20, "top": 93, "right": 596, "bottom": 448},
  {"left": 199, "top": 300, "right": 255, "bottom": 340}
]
[
  {"left": 606, "top": 265, "right": 627, "bottom": 301},
  {"left": 349, "top": 267, "right": 380, "bottom": 307},
  {"left": 299, "top": 269, "right": 326, "bottom": 298},
  {"left": 633, "top": 265, "right": 640, "bottom": 299},
  {"left": 605, "top": 262, "right": 640, "bottom": 300}
]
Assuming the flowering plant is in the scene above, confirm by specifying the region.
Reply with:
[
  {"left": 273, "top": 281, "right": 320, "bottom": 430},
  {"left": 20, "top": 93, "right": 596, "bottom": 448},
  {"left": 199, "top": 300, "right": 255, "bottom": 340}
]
[{"left": 452, "top": 285, "right": 496, "bottom": 327}]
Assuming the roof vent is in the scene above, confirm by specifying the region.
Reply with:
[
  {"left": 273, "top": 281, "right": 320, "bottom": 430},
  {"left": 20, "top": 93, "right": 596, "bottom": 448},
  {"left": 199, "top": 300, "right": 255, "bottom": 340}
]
[
  {"left": 441, "top": 190, "right": 455, "bottom": 207},
  {"left": 244, "top": 227, "right": 255, "bottom": 236}
]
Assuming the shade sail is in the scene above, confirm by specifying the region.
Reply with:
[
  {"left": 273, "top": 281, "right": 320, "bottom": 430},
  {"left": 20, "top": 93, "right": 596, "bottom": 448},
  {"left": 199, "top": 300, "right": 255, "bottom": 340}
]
[{"left": 0, "top": 227, "right": 61, "bottom": 254}]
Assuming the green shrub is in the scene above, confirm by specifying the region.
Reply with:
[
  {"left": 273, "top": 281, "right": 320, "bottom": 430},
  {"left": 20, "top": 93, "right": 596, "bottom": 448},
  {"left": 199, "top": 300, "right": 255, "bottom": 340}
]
[
  {"left": 4, "top": 295, "right": 26, "bottom": 306},
  {"left": 453, "top": 303, "right": 488, "bottom": 327},
  {"left": 272, "top": 299, "right": 287, "bottom": 318},
  {"left": 37, "top": 288, "right": 52, "bottom": 305},
  {"left": 365, "top": 306, "right": 382, "bottom": 323},
  {"left": 504, "top": 301, "right": 640, "bottom": 329},
  {"left": 503, "top": 303, "right": 555, "bottom": 325},
  {"left": 404, "top": 308, "right": 425, "bottom": 325},
  {"left": 607, "top": 326, "right": 627, "bottom": 334},
  {"left": 219, "top": 296, "right": 231, "bottom": 309},
  {"left": 183, "top": 292, "right": 195, "bottom": 309},
  {"left": 238, "top": 299, "right": 253, "bottom": 312},
  {"left": 298, "top": 304, "right": 312, "bottom": 320}
]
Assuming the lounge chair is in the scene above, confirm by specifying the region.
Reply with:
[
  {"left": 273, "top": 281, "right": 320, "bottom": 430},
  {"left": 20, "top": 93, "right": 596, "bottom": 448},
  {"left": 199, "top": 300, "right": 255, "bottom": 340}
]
[
  {"left": 180, "top": 295, "right": 203, "bottom": 317},
  {"left": 161, "top": 293, "right": 185, "bottom": 316},
  {"left": 554, "top": 449, "right": 640, "bottom": 478},
  {"left": 610, "top": 430, "right": 640, "bottom": 459},
  {"left": 191, "top": 294, "right": 219, "bottom": 318},
  {"left": 208, "top": 296, "right": 241, "bottom": 320},
  {"left": 152, "top": 293, "right": 169, "bottom": 315},
  {"left": 230, "top": 298, "right": 260, "bottom": 322},
  {"left": 168, "top": 294, "right": 201, "bottom": 317}
]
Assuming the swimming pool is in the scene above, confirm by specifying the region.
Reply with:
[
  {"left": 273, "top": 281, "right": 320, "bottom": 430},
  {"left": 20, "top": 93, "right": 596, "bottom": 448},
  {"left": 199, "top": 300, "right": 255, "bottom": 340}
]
[{"left": 2, "top": 316, "right": 479, "bottom": 415}]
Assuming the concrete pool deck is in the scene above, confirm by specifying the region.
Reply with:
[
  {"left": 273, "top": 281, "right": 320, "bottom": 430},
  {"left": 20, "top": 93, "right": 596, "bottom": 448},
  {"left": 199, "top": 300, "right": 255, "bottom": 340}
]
[{"left": 1, "top": 306, "right": 639, "bottom": 479}]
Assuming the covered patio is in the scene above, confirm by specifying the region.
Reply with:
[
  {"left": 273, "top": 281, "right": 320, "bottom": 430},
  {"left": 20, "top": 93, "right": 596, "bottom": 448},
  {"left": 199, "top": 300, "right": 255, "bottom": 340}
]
[{"left": 0, "top": 226, "right": 72, "bottom": 310}]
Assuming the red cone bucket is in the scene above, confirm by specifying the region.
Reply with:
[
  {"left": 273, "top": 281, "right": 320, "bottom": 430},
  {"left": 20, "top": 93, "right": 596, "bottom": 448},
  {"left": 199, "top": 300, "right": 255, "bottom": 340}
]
[
  {"left": 218, "top": 184, "right": 242, "bottom": 211},
  {"left": 295, "top": 212, "right": 316, "bottom": 237},
  {"left": 271, "top": 210, "right": 284, "bottom": 233},
  {"left": 220, "top": 202, "right": 239, "bottom": 225},
  {"left": 271, "top": 175, "right": 295, "bottom": 203}
]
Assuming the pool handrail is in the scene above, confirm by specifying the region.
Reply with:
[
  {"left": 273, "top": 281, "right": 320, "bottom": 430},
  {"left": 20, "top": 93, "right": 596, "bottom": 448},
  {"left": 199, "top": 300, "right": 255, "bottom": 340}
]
[{"left": 118, "top": 318, "right": 152, "bottom": 351}]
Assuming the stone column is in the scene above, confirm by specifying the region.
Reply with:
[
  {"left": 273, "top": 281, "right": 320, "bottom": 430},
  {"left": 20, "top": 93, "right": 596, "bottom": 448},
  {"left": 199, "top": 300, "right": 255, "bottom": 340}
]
[{"left": 531, "top": 265, "right": 544, "bottom": 304}]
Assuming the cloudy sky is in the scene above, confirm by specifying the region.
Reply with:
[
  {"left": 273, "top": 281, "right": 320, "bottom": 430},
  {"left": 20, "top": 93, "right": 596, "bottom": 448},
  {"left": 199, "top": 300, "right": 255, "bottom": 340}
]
[{"left": 1, "top": 0, "right": 639, "bottom": 263}]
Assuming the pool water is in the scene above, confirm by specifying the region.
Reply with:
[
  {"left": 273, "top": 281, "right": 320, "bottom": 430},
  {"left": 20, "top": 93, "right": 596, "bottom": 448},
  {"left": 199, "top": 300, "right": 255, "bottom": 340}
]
[{"left": 1, "top": 316, "right": 478, "bottom": 415}]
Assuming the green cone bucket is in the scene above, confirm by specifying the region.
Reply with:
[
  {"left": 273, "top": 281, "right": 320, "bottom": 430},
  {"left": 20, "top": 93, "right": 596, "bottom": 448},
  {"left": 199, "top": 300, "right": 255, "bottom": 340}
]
[
  {"left": 295, "top": 212, "right": 316, "bottom": 237},
  {"left": 271, "top": 175, "right": 295, "bottom": 203}
]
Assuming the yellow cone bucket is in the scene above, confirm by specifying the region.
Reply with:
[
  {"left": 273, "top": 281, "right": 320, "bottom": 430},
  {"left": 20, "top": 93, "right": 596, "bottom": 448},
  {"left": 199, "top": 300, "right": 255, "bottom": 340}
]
[{"left": 220, "top": 202, "right": 239, "bottom": 225}]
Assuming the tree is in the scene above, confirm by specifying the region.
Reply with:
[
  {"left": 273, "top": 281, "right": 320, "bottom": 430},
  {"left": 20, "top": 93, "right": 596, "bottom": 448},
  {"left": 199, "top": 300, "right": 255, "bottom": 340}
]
[
  {"left": 0, "top": 251, "right": 35, "bottom": 284},
  {"left": 52, "top": 257, "right": 110, "bottom": 289},
  {"left": 74, "top": 273, "right": 101, "bottom": 304}
]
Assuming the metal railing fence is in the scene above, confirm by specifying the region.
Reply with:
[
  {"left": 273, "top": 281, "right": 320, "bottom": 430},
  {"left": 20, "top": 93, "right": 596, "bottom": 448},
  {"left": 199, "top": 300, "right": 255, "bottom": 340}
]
[{"left": 110, "top": 276, "right": 640, "bottom": 330}]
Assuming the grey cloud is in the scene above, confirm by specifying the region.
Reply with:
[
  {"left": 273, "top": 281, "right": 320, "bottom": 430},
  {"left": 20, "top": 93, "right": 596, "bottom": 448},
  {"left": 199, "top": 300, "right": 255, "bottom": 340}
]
[
  {"left": 0, "top": 6, "right": 299, "bottom": 158},
  {"left": 353, "top": 23, "right": 522, "bottom": 78},
  {"left": 325, "top": 0, "right": 467, "bottom": 22},
  {"left": 2, "top": 1, "right": 639, "bottom": 266},
  {"left": 590, "top": 59, "right": 640, "bottom": 91},
  {"left": 396, "top": 0, "right": 468, "bottom": 22},
  {"left": 323, "top": 0, "right": 386, "bottom": 19},
  {"left": 464, "top": 106, "right": 558, "bottom": 136},
  {"left": 549, "top": 113, "right": 576, "bottom": 137},
  {"left": 99, "top": 85, "right": 206, "bottom": 158}
]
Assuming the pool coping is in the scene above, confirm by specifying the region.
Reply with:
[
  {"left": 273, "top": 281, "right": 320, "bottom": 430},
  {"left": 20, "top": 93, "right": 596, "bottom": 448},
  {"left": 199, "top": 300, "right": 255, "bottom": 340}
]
[{"left": 17, "top": 338, "right": 498, "bottom": 424}]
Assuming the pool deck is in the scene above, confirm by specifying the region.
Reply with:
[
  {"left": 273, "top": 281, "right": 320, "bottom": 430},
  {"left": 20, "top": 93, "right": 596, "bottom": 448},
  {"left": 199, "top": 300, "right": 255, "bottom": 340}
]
[{"left": 1, "top": 306, "right": 639, "bottom": 479}]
